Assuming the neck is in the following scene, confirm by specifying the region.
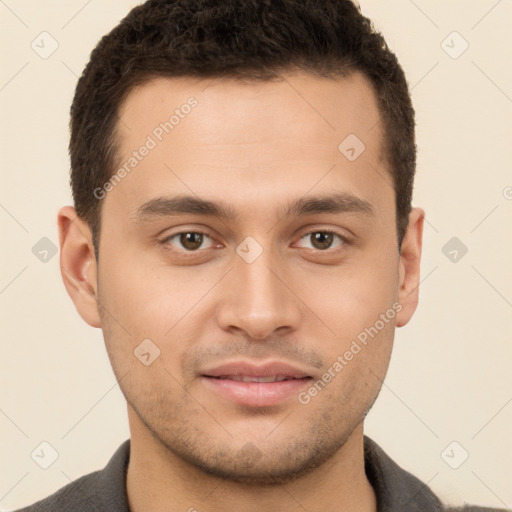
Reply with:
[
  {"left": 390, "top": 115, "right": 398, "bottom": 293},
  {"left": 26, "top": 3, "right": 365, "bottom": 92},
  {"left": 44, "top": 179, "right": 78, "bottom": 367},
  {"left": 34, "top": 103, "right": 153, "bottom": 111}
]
[{"left": 126, "top": 411, "right": 376, "bottom": 512}]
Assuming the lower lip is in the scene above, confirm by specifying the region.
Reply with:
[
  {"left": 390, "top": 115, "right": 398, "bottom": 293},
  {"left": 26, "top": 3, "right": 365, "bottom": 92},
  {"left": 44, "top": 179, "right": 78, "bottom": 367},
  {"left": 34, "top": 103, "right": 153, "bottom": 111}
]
[{"left": 201, "top": 376, "right": 311, "bottom": 407}]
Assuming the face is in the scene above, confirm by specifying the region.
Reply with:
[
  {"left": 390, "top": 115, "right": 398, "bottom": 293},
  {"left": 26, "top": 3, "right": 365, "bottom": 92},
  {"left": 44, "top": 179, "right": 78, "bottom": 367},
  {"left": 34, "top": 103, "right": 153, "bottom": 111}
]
[{"left": 61, "top": 71, "right": 422, "bottom": 484}]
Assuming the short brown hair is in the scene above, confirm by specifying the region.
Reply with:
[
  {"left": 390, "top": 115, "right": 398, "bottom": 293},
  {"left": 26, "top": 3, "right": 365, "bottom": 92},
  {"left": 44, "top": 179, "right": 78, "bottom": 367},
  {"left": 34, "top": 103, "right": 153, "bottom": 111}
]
[{"left": 70, "top": 0, "right": 416, "bottom": 254}]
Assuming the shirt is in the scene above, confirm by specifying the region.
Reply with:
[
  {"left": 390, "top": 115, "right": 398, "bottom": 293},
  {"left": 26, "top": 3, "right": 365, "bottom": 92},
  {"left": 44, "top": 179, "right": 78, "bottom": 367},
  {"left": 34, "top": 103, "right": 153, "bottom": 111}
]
[{"left": 15, "top": 436, "right": 505, "bottom": 511}]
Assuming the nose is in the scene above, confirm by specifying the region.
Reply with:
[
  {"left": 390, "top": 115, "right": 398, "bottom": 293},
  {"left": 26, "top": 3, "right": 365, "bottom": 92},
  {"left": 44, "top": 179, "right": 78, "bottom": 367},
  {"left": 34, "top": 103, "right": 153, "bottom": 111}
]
[{"left": 216, "top": 246, "right": 302, "bottom": 340}]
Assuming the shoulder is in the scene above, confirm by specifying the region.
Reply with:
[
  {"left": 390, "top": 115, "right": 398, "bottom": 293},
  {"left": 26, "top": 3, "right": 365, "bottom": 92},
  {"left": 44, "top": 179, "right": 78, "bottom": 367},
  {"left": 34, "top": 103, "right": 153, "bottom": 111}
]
[
  {"left": 363, "top": 436, "right": 507, "bottom": 512},
  {"left": 445, "top": 508, "right": 508, "bottom": 512},
  {"left": 14, "top": 471, "right": 103, "bottom": 512},
  {"left": 364, "top": 435, "right": 444, "bottom": 511},
  {"left": 14, "top": 440, "right": 131, "bottom": 512}
]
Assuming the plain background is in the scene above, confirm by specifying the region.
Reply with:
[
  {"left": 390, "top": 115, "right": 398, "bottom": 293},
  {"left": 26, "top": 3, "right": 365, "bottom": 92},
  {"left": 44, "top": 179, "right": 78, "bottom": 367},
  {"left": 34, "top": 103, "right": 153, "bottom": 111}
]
[{"left": 1, "top": 0, "right": 511, "bottom": 510}]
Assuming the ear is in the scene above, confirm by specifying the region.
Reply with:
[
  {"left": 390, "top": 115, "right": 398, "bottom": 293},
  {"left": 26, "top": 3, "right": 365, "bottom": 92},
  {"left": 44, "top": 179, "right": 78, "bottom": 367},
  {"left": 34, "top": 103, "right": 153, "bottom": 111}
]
[
  {"left": 58, "top": 206, "right": 101, "bottom": 328},
  {"left": 396, "top": 207, "right": 424, "bottom": 328}
]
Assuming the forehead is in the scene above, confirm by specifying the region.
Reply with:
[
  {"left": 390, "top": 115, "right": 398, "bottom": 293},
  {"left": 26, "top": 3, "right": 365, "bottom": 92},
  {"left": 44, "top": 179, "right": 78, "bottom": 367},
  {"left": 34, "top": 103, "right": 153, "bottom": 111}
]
[
  {"left": 104, "top": 71, "right": 390, "bottom": 224},
  {"left": 116, "top": 71, "right": 382, "bottom": 148}
]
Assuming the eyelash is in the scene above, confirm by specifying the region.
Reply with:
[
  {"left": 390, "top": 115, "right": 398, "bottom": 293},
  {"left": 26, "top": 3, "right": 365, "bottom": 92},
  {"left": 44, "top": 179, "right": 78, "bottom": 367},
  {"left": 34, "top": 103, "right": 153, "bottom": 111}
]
[{"left": 161, "top": 228, "right": 349, "bottom": 254}]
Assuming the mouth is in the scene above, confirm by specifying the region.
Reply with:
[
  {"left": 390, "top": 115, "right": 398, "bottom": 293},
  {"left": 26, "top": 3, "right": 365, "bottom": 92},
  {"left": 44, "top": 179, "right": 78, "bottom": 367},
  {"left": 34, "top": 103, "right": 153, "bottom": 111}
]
[
  {"left": 200, "top": 360, "right": 313, "bottom": 407},
  {"left": 210, "top": 375, "right": 303, "bottom": 383}
]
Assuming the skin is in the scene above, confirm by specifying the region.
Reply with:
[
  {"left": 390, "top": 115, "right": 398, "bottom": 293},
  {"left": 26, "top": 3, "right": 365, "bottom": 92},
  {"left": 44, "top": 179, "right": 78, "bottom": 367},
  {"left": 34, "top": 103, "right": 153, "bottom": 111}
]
[{"left": 58, "top": 71, "right": 424, "bottom": 512}]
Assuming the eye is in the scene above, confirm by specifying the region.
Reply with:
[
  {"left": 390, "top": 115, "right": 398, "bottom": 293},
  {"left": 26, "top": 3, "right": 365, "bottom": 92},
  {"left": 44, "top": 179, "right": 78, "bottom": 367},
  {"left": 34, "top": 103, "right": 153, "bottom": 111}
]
[
  {"left": 296, "top": 230, "right": 347, "bottom": 251},
  {"left": 163, "top": 231, "right": 215, "bottom": 251}
]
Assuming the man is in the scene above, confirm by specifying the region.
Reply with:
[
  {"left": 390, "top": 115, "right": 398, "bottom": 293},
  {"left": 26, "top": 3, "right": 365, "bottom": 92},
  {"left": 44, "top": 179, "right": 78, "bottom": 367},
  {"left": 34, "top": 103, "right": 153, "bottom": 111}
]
[{"left": 16, "top": 0, "right": 506, "bottom": 511}]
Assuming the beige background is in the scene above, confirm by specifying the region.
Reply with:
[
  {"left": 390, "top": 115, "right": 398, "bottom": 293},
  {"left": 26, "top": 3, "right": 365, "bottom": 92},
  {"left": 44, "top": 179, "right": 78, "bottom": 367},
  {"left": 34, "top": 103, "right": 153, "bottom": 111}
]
[{"left": 1, "top": 0, "right": 511, "bottom": 510}]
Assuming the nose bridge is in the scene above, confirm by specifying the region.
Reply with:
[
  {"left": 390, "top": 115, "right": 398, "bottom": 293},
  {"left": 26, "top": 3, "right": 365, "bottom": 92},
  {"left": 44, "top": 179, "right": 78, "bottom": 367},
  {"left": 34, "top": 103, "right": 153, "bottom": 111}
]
[
  {"left": 217, "top": 235, "right": 300, "bottom": 338},
  {"left": 240, "top": 245, "right": 281, "bottom": 306}
]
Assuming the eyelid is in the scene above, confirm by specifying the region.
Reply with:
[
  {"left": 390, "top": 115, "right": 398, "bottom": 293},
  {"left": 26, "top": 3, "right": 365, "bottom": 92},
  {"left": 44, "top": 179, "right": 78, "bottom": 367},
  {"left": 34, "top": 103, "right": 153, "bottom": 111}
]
[
  {"left": 294, "top": 228, "right": 349, "bottom": 250},
  {"left": 160, "top": 228, "right": 219, "bottom": 252},
  {"left": 159, "top": 226, "right": 351, "bottom": 253}
]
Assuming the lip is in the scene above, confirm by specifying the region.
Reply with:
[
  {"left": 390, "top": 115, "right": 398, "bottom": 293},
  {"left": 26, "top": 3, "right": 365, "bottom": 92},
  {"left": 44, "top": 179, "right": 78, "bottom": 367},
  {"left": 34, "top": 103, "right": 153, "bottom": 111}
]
[{"left": 201, "top": 360, "right": 313, "bottom": 407}]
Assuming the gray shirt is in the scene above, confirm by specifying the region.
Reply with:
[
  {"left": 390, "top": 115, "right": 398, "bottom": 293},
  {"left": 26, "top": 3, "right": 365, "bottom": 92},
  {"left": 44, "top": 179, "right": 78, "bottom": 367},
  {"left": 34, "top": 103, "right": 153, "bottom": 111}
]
[{"left": 15, "top": 436, "right": 504, "bottom": 511}]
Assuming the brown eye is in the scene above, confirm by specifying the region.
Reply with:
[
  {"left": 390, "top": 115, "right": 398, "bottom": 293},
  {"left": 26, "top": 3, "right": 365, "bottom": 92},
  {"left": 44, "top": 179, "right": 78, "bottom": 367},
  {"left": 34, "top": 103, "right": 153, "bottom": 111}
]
[
  {"left": 296, "top": 230, "right": 345, "bottom": 251},
  {"left": 311, "top": 232, "right": 334, "bottom": 250},
  {"left": 180, "top": 232, "right": 203, "bottom": 250},
  {"left": 165, "top": 232, "right": 214, "bottom": 251}
]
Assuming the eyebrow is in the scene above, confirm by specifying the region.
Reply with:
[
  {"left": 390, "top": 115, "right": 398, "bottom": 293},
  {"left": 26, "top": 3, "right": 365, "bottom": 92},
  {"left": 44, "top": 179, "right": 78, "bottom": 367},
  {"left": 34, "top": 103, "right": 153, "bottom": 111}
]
[{"left": 132, "top": 192, "right": 373, "bottom": 223}]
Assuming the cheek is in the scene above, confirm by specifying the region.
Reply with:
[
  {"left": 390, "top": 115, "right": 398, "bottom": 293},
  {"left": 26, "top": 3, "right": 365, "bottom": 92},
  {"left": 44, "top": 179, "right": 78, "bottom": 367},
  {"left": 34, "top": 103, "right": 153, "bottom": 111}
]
[
  {"left": 97, "top": 242, "right": 178, "bottom": 331},
  {"left": 303, "top": 254, "right": 399, "bottom": 329},
  {"left": 97, "top": 249, "right": 220, "bottom": 378},
  {"left": 294, "top": 248, "right": 399, "bottom": 381}
]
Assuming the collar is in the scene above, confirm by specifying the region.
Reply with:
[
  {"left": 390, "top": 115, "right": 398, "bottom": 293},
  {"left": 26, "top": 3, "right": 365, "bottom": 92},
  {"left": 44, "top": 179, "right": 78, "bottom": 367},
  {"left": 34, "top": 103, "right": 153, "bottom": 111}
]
[
  {"left": 95, "top": 436, "right": 444, "bottom": 512},
  {"left": 364, "top": 435, "right": 443, "bottom": 511}
]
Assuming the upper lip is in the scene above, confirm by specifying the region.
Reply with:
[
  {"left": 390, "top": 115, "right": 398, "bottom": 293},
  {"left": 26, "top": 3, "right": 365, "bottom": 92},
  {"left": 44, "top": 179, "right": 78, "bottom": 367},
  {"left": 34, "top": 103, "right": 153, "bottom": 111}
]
[{"left": 201, "top": 360, "right": 312, "bottom": 379}]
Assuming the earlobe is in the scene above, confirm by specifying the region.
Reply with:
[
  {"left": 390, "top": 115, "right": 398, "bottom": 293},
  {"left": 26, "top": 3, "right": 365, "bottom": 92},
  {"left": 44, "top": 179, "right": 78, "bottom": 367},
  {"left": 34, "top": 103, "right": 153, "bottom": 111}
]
[
  {"left": 58, "top": 206, "right": 101, "bottom": 328},
  {"left": 396, "top": 207, "right": 424, "bottom": 328}
]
